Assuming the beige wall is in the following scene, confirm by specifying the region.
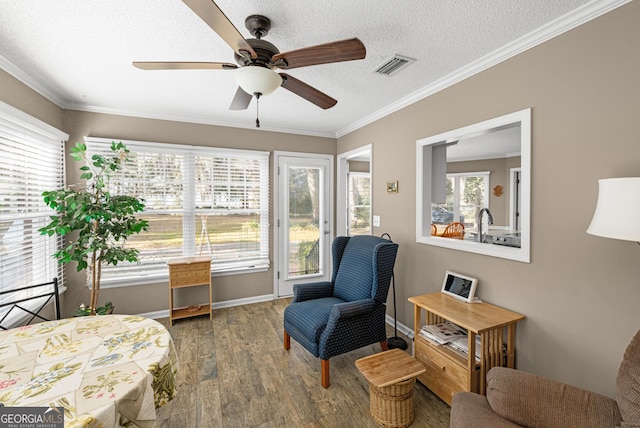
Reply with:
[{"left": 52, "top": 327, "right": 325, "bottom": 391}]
[
  {"left": 0, "top": 70, "right": 64, "bottom": 129},
  {"left": 348, "top": 160, "right": 370, "bottom": 173},
  {"left": 337, "top": 2, "right": 640, "bottom": 398}
]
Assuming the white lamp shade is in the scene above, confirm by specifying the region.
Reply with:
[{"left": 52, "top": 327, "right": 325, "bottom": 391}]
[
  {"left": 587, "top": 177, "right": 640, "bottom": 242},
  {"left": 234, "top": 66, "right": 282, "bottom": 96}
]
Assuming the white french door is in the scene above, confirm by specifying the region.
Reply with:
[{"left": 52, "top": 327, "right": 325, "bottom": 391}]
[{"left": 274, "top": 152, "right": 332, "bottom": 298}]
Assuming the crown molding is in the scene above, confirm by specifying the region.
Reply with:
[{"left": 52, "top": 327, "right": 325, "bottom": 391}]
[
  {"left": 0, "top": 53, "right": 71, "bottom": 108},
  {"left": 65, "top": 102, "right": 337, "bottom": 139},
  {"left": 336, "top": 0, "right": 631, "bottom": 138}
]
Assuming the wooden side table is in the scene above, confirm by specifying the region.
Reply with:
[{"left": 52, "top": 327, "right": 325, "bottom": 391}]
[
  {"left": 167, "top": 256, "right": 212, "bottom": 326},
  {"left": 356, "top": 349, "right": 426, "bottom": 427},
  {"left": 409, "top": 292, "right": 525, "bottom": 405}
]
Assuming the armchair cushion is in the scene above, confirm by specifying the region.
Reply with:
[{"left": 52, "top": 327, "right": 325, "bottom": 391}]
[
  {"left": 283, "top": 297, "right": 343, "bottom": 357},
  {"left": 486, "top": 367, "right": 622, "bottom": 428},
  {"left": 332, "top": 236, "right": 378, "bottom": 302}
]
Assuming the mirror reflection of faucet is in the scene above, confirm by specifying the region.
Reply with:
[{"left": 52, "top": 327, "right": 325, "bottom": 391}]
[{"left": 477, "top": 208, "right": 493, "bottom": 243}]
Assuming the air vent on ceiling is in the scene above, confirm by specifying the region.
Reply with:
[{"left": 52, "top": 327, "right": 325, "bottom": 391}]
[{"left": 373, "top": 54, "right": 416, "bottom": 76}]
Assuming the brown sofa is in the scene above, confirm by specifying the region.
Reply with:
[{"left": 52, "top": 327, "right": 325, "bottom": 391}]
[{"left": 450, "top": 329, "right": 640, "bottom": 428}]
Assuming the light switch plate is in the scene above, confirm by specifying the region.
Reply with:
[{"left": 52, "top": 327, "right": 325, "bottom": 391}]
[{"left": 373, "top": 215, "right": 381, "bottom": 227}]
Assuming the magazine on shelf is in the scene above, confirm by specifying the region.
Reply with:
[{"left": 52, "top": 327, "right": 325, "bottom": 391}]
[
  {"left": 446, "top": 339, "right": 481, "bottom": 364},
  {"left": 419, "top": 321, "right": 467, "bottom": 344},
  {"left": 418, "top": 322, "right": 482, "bottom": 364},
  {"left": 448, "top": 335, "right": 482, "bottom": 360}
]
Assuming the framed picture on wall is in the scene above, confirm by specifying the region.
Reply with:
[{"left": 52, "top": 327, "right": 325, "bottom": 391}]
[{"left": 386, "top": 181, "right": 398, "bottom": 193}]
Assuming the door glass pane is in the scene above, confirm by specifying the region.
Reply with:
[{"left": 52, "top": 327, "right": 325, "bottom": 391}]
[
  {"left": 288, "top": 167, "right": 321, "bottom": 278},
  {"left": 348, "top": 173, "right": 371, "bottom": 235}
]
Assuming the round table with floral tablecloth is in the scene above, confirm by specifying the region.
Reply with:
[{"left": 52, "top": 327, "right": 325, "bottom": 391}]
[{"left": 0, "top": 314, "right": 178, "bottom": 427}]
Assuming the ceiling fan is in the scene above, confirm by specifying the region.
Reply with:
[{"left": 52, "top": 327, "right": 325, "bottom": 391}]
[{"left": 133, "top": 0, "right": 366, "bottom": 127}]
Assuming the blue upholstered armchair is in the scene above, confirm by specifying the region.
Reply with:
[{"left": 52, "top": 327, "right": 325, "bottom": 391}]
[{"left": 283, "top": 235, "right": 399, "bottom": 388}]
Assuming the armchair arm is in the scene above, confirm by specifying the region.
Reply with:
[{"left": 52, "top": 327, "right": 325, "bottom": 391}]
[
  {"left": 318, "top": 299, "right": 383, "bottom": 360},
  {"left": 486, "top": 367, "right": 622, "bottom": 428},
  {"left": 328, "top": 299, "right": 376, "bottom": 321},
  {"left": 292, "top": 281, "right": 333, "bottom": 303},
  {"left": 450, "top": 392, "right": 520, "bottom": 428}
]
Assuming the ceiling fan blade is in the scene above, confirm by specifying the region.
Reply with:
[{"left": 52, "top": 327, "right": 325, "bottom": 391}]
[
  {"left": 229, "top": 87, "right": 252, "bottom": 110},
  {"left": 272, "top": 38, "right": 366, "bottom": 70},
  {"left": 133, "top": 61, "right": 237, "bottom": 70},
  {"left": 279, "top": 73, "right": 337, "bottom": 109},
  {"left": 182, "top": 0, "right": 257, "bottom": 60}
]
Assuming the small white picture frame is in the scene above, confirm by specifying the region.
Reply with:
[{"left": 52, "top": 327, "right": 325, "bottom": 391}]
[{"left": 441, "top": 271, "right": 478, "bottom": 303}]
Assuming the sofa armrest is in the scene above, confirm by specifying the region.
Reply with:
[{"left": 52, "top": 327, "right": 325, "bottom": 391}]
[
  {"left": 486, "top": 367, "right": 622, "bottom": 428},
  {"left": 450, "top": 392, "right": 521, "bottom": 428},
  {"left": 292, "top": 281, "right": 333, "bottom": 303}
]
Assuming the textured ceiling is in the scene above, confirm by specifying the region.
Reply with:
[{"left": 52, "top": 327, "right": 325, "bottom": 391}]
[{"left": 0, "top": 0, "right": 624, "bottom": 137}]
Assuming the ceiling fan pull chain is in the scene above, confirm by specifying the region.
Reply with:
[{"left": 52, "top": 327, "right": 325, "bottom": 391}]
[{"left": 255, "top": 93, "right": 261, "bottom": 128}]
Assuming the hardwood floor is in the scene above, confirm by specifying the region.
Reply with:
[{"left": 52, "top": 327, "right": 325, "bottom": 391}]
[{"left": 153, "top": 298, "right": 450, "bottom": 428}]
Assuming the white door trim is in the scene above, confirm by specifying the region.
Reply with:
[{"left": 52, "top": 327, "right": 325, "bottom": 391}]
[
  {"left": 336, "top": 144, "right": 372, "bottom": 236},
  {"left": 273, "top": 151, "right": 334, "bottom": 298}
]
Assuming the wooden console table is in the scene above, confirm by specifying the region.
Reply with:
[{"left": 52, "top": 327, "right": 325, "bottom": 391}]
[
  {"left": 408, "top": 292, "right": 524, "bottom": 405},
  {"left": 168, "top": 256, "right": 212, "bottom": 326}
]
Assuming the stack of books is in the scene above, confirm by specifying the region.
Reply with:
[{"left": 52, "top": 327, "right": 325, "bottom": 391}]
[{"left": 419, "top": 322, "right": 481, "bottom": 362}]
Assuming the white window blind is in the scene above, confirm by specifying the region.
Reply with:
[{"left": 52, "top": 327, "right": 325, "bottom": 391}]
[
  {"left": 0, "top": 102, "right": 67, "bottom": 313},
  {"left": 85, "top": 138, "right": 270, "bottom": 284}
]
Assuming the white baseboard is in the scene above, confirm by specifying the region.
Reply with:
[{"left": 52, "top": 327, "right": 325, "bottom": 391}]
[
  {"left": 385, "top": 314, "right": 414, "bottom": 339},
  {"left": 138, "top": 294, "right": 275, "bottom": 320}
]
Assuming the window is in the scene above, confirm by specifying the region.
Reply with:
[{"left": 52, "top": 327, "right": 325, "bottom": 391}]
[
  {"left": 348, "top": 172, "right": 371, "bottom": 235},
  {"left": 85, "top": 138, "right": 269, "bottom": 285},
  {"left": 0, "top": 102, "right": 67, "bottom": 317},
  {"left": 432, "top": 172, "right": 490, "bottom": 229}
]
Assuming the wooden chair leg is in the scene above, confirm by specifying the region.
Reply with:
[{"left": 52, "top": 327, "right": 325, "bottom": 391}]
[
  {"left": 284, "top": 330, "right": 290, "bottom": 350},
  {"left": 321, "top": 359, "right": 330, "bottom": 388},
  {"left": 380, "top": 339, "right": 388, "bottom": 351}
]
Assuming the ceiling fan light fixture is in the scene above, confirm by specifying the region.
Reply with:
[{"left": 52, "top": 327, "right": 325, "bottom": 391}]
[{"left": 234, "top": 66, "right": 282, "bottom": 96}]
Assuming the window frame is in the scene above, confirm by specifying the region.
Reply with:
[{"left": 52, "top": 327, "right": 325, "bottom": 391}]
[
  {"left": 85, "top": 137, "right": 270, "bottom": 288},
  {"left": 439, "top": 171, "right": 490, "bottom": 227},
  {"left": 415, "top": 108, "right": 531, "bottom": 263},
  {"left": 0, "top": 101, "right": 68, "bottom": 326}
]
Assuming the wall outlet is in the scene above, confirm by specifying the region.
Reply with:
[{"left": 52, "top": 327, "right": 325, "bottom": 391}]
[{"left": 373, "top": 215, "right": 381, "bottom": 227}]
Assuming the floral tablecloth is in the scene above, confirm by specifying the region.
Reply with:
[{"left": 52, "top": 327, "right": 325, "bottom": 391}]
[{"left": 0, "top": 314, "right": 178, "bottom": 427}]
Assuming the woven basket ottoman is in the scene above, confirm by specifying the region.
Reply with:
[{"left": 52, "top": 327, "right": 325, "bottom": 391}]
[{"left": 356, "top": 349, "right": 426, "bottom": 427}]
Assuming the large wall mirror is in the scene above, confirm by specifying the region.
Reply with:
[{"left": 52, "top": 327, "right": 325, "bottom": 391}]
[{"left": 416, "top": 108, "right": 531, "bottom": 263}]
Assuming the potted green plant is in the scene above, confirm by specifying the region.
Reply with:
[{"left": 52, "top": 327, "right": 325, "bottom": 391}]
[{"left": 40, "top": 141, "right": 148, "bottom": 316}]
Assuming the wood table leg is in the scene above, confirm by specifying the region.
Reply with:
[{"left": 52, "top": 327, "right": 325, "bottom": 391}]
[
  {"left": 321, "top": 359, "right": 330, "bottom": 388},
  {"left": 506, "top": 324, "right": 517, "bottom": 368},
  {"left": 284, "top": 330, "right": 290, "bottom": 350}
]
